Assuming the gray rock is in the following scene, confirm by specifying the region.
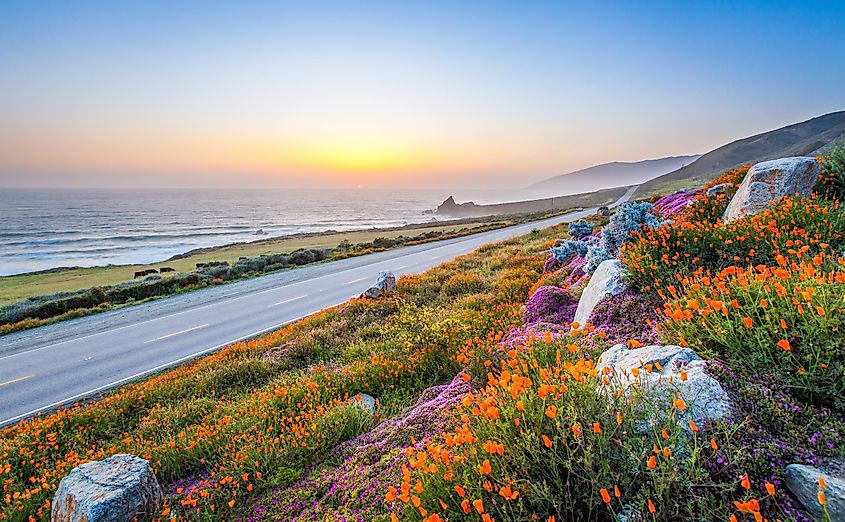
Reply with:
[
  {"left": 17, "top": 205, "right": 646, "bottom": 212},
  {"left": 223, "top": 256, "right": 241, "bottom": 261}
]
[
  {"left": 596, "top": 344, "right": 731, "bottom": 426},
  {"left": 706, "top": 183, "right": 729, "bottom": 197},
  {"left": 784, "top": 463, "right": 845, "bottom": 520},
  {"left": 723, "top": 157, "right": 820, "bottom": 222},
  {"left": 572, "top": 259, "right": 627, "bottom": 328},
  {"left": 362, "top": 271, "right": 397, "bottom": 299},
  {"left": 52, "top": 454, "right": 162, "bottom": 522},
  {"left": 352, "top": 393, "right": 376, "bottom": 413}
]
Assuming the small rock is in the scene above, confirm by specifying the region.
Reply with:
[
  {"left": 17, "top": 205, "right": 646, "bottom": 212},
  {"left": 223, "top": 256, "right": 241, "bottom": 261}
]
[
  {"left": 596, "top": 344, "right": 731, "bottom": 426},
  {"left": 362, "top": 271, "right": 397, "bottom": 299},
  {"left": 784, "top": 463, "right": 845, "bottom": 520},
  {"left": 352, "top": 393, "right": 377, "bottom": 413},
  {"left": 706, "top": 183, "right": 729, "bottom": 197},
  {"left": 52, "top": 454, "right": 162, "bottom": 522},
  {"left": 723, "top": 157, "right": 820, "bottom": 222},
  {"left": 572, "top": 259, "right": 627, "bottom": 328}
]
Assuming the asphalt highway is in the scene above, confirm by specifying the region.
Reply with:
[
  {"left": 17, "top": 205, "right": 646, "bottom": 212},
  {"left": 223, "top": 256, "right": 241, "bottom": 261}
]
[{"left": 0, "top": 186, "right": 636, "bottom": 427}]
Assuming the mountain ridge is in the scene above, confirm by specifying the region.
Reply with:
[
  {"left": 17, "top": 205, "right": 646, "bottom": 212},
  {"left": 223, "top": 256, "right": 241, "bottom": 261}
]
[{"left": 529, "top": 155, "right": 700, "bottom": 193}]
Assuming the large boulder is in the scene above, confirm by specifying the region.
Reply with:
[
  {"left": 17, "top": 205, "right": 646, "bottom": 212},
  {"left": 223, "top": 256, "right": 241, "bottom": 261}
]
[
  {"left": 362, "top": 271, "right": 396, "bottom": 299},
  {"left": 596, "top": 344, "right": 731, "bottom": 426},
  {"left": 52, "top": 454, "right": 162, "bottom": 522},
  {"left": 572, "top": 259, "right": 627, "bottom": 328},
  {"left": 723, "top": 157, "right": 820, "bottom": 223},
  {"left": 784, "top": 463, "right": 845, "bottom": 520}
]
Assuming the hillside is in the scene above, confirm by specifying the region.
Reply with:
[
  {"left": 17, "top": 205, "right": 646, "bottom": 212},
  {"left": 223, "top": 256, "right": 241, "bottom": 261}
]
[
  {"left": 530, "top": 155, "right": 700, "bottom": 193},
  {"left": 636, "top": 110, "right": 845, "bottom": 197},
  {"left": 3, "top": 149, "right": 845, "bottom": 521}
]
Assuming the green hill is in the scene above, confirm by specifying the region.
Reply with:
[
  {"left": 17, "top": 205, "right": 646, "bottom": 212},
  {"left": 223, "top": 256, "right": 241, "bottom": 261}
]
[{"left": 636, "top": 110, "right": 845, "bottom": 198}]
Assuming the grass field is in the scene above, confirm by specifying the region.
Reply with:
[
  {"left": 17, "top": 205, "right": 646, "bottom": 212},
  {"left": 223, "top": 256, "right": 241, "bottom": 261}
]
[{"left": 0, "top": 218, "right": 508, "bottom": 305}]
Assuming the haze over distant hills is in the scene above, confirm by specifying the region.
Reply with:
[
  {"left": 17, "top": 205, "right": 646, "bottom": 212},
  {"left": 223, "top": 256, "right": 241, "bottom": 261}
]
[
  {"left": 529, "top": 155, "right": 700, "bottom": 194},
  {"left": 636, "top": 110, "right": 845, "bottom": 197}
]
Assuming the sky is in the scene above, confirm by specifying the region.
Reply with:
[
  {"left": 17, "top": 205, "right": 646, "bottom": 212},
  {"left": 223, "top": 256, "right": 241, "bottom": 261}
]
[{"left": 0, "top": 1, "right": 843, "bottom": 190}]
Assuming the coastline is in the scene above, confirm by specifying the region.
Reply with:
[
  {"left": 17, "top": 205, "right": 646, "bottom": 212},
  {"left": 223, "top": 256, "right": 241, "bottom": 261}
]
[{"left": 0, "top": 211, "right": 563, "bottom": 306}]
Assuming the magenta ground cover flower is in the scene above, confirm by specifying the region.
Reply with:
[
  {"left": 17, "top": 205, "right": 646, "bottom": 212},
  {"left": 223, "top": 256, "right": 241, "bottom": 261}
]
[
  {"left": 241, "top": 374, "right": 472, "bottom": 521},
  {"left": 654, "top": 189, "right": 702, "bottom": 217},
  {"left": 586, "top": 289, "right": 662, "bottom": 345},
  {"left": 523, "top": 285, "right": 578, "bottom": 326}
]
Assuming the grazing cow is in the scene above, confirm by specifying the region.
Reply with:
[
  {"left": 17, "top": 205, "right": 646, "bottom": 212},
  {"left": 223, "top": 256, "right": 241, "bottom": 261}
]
[
  {"left": 160, "top": 267, "right": 175, "bottom": 273},
  {"left": 133, "top": 271, "right": 146, "bottom": 278},
  {"left": 144, "top": 268, "right": 158, "bottom": 275},
  {"left": 196, "top": 263, "right": 206, "bottom": 269}
]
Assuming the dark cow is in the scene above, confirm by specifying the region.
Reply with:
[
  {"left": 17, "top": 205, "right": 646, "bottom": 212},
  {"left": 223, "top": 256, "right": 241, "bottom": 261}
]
[
  {"left": 160, "top": 267, "right": 175, "bottom": 273},
  {"left": 144, "top": 268, "right": 158, "bottom": 275},
  {"left": 133, "top": 271, "right": 146, "bottom": 278}
]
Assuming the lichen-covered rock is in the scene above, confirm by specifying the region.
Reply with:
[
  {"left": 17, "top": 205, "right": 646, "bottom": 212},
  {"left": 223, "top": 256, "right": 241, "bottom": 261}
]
[
  {"left": 723, "top": 157, "right": 820, "bottom": 222},
  {"left": 352, "top": 393, "right": 377, "bottom": 413},
  {"left": 706, "top": 183, "right": 729, "bottom": 197},
  {"left": 52, "top": 454, "right": 162, "bottom": 522},
  {"left": 572, "top": 259, "right": 627, "bottom": 328},
  {"left": 596, "top": 344, "right": 731, "bottom": 426},
  {"left": 362, "top": 271, "right": 396, "bottom": 299},
  {"left": 784, "top": 463, "right": 845, "bottom": 520}
]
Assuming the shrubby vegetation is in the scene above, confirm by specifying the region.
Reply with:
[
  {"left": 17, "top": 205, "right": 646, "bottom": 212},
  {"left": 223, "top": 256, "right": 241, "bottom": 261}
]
[
  {"left": 5, "top": 153, "right": 845, "bottom": 521},
  {"left": 0, "top": 219, "right": 557, "bottom": 520},
  {"left": 622, "top": 168, "right": 845, "bottom": 291}
]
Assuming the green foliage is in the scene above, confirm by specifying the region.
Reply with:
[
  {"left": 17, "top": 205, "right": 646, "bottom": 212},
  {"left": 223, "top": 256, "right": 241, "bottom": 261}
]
[
  {"left": 661, "top": 255, "right": 845, "bottom": 409},
  {"left": 817, "top": 140, "right": 845, "bottom": 201}
]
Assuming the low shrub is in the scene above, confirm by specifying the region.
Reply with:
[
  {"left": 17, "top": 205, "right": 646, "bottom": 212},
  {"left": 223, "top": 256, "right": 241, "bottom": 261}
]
[{"left": 568, "top": 219, "right": 594, "bottom": 239}]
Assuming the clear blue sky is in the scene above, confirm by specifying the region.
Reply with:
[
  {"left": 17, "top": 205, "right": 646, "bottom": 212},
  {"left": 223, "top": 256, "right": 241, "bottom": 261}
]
[{"left": 0, "top": 1, "right": 843, "bottom": 188}]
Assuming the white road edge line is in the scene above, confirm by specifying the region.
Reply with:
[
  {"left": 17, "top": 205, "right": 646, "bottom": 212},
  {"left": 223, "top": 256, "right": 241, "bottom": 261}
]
[
  {"left": 0, "top": 299, "right": 354, "bottom": 427},
  {"left": 268, "top": 295, "right": 307, "bottom": 307},
  {"left": 344, "top": 277, "right": 367, "bottom": 285},
  {"left": 143, "top": 323, "right": 209, "bottom": 343}
]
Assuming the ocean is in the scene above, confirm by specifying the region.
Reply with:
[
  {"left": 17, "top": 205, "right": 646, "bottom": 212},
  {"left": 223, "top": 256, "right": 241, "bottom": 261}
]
[{"left": 0, "top": 188, "right": 453, "bottom": 276}]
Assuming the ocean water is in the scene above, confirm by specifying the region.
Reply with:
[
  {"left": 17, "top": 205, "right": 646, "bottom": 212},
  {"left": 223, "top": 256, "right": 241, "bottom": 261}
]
[{"left": 0, "top": 188, "right": 452, "bottom": 276}]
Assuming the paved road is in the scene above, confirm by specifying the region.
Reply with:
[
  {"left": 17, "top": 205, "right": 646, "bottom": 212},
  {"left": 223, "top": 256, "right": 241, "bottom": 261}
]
[{"left": 0, "top": 187, "right": 636, "bottom": 427}]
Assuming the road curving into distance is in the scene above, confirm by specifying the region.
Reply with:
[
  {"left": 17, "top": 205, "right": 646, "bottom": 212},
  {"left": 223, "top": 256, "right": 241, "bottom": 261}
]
[{"left": 0, "top": 186, "right": 636, "bottom": 427}]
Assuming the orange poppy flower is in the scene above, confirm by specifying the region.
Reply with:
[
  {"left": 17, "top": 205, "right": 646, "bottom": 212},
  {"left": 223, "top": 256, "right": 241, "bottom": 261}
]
[{"left": 479, "top": 460, "right": 492, "bottom": 475}]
